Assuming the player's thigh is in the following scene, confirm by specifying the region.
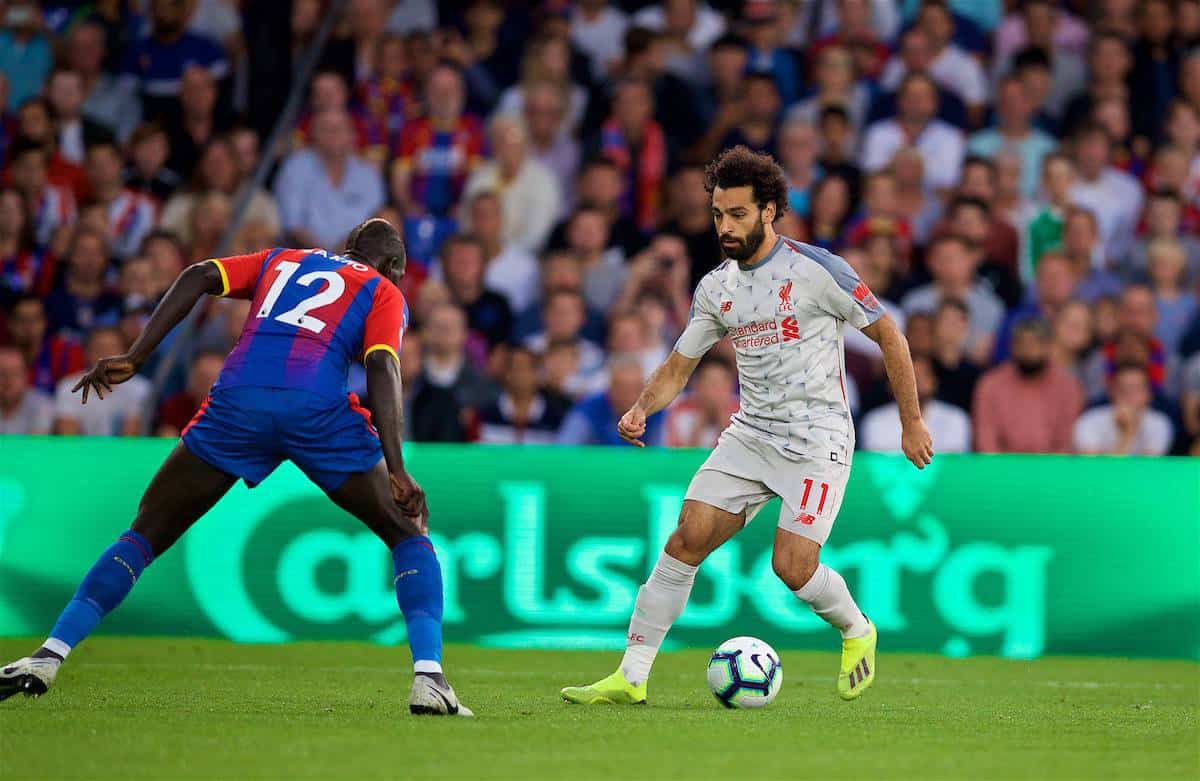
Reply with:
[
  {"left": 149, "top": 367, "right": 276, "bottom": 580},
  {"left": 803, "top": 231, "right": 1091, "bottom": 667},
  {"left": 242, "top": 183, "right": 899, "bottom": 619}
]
[
  {"left": 325, "top": 458, "right": 421, "bottom": 549},
  {"left": 132, "top": 442, "right": 237, "bottom": 555},
  {"left": 665, "top": 499, "right": 748, "bottom": 566}
]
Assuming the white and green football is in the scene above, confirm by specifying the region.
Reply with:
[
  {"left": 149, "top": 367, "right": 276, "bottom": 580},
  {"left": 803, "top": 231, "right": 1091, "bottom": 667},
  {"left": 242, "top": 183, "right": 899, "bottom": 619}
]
[{"left": 706, "top": 636, "right": 783, "bottom": 709}]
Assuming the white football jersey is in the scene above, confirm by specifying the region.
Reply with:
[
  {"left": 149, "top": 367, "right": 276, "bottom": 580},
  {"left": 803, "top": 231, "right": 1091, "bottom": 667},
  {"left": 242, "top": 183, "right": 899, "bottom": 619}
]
[{"left": 674, "top": 236, "right": 885, "bottom": 464}]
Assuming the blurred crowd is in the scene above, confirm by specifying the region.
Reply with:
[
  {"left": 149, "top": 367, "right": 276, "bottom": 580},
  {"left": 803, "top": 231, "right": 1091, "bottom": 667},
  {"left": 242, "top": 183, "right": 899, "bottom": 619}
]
[{"left": 0, "top": 0, "right": 1198, "bottom": 457}]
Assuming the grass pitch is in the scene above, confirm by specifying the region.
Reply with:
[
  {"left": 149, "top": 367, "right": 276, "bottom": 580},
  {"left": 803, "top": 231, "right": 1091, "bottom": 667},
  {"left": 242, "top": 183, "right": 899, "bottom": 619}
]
[{"left": 0, "top": 637, "right": 1196, "bottom": 781}]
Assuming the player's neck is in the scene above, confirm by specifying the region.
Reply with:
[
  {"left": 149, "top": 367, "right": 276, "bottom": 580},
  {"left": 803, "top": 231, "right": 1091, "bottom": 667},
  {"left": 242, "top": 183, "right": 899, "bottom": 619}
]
[{"left": 737, "top": 228, "right": 779, "bottom": 270}]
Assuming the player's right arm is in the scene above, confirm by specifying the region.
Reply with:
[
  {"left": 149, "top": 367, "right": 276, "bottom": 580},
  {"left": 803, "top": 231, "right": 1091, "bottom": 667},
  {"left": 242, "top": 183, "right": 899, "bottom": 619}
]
[
  {"left": 73, "top": 250, "right": 271, "bottom": 402},
  {"left": 619, "top": 281, "right": 725, "bottom": 447}
]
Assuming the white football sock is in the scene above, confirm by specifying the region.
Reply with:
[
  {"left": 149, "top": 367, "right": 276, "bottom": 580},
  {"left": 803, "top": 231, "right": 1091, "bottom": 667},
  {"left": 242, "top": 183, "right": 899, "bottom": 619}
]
[
  {"left": 619, "top": 552, "right": 698, "bottom": 686},
  {"left": 793, "top": 564, "right": 871, "bottom": 639}
]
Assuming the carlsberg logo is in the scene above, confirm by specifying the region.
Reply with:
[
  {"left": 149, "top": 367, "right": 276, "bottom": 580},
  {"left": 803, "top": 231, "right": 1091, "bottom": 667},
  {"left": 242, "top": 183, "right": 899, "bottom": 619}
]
[{"left": 183, "top": 474, "right": 1053, "bottom": 660}]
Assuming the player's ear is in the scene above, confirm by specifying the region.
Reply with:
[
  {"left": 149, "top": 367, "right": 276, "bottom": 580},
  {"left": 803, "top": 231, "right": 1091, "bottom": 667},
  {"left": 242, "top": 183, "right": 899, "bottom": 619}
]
[{"left": 761, "top": 202, "right": 776, "bottom": 225}]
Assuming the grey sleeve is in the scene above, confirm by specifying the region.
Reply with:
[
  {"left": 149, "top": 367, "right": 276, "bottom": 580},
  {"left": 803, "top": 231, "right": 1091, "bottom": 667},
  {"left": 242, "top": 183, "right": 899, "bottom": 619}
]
[
  {"left": 673, "top": 281, "right": 727, "bottom": 359},
  {"left": 805, "top": 245, "right": 886, "bottom": 329}
]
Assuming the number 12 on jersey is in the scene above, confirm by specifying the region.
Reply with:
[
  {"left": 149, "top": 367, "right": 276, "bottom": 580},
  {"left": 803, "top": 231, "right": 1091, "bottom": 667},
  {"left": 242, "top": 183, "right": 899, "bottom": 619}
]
[{"left": 256, "top": 260, "right": 346, "bottom": 334}]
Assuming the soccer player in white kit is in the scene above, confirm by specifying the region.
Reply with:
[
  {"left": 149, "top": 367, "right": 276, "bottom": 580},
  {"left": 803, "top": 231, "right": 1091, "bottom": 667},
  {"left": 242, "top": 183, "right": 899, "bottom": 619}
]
[{"left": 562, "top": 147, "right": 934, "bottom": 705}]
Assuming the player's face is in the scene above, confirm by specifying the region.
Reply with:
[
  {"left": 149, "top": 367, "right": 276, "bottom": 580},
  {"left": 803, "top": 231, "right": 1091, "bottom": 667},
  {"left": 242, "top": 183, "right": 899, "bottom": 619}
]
[{"left": 712, "top": 185, "right": 772, "bottom": 261}]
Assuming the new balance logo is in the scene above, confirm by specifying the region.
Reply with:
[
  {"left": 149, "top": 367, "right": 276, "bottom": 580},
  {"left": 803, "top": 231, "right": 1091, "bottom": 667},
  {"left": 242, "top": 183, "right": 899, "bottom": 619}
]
[
  {"left": 794, "top": 513, "right": 816, "bottom": 525},
  {"left": 777, "top": 281, "right": 793, "bottom": 312},
  {"left": 720, "top": 300, "right": 732, "bottom": 313},
  {"left": 781, "top": 316, "right": 800, "bottom": 342}
]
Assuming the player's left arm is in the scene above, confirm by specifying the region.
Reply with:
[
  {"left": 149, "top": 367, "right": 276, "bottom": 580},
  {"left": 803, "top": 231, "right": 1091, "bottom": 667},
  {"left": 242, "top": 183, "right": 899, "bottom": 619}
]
[
  {"left": 72, "top": 260, "right": 226, "bottom": 404},
  {"left": 809, "top": 245, "right": 933, "bottom": 469},
  {"left": 862, "top": 314, "right": 933, "bottom": 469}
]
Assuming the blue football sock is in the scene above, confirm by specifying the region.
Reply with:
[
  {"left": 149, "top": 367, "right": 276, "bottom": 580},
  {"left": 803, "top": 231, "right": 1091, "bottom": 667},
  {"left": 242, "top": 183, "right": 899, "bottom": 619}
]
[
  {"left": 48, "top": 530, "right": 154, "bottom": 652},
  {"left": 392, "top": 535, "right": 444, "bottom": 669}
]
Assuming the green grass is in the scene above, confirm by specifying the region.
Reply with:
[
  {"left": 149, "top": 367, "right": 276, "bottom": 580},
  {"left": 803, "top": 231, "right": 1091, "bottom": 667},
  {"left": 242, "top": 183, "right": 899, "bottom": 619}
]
[{"left": 0, "top": 637, "right": 1196, "bottom": 781}]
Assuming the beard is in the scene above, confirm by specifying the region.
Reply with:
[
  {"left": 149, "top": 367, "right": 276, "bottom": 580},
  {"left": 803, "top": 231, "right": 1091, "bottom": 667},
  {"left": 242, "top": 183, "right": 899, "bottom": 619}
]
[{"left": 720, "top": 220, "right": 767, "bottom": 261}]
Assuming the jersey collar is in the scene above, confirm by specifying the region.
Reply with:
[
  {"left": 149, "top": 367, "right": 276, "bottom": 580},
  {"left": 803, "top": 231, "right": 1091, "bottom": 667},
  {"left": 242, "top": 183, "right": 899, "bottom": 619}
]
[{"left": 736, "top": 237, "right": 783, "bottom": 272}]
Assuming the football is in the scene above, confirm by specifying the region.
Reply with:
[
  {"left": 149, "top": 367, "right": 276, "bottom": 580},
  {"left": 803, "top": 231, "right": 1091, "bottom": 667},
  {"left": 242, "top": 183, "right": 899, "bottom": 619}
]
[{"left": 706, "top": 636, "right": 783, "bottom": 709}]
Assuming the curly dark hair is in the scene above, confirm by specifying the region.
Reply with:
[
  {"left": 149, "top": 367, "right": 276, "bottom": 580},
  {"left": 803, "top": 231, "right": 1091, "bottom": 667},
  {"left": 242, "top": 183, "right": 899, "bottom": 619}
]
[{"left": 703, "top": 145, "right": 788, "bottom": 222}]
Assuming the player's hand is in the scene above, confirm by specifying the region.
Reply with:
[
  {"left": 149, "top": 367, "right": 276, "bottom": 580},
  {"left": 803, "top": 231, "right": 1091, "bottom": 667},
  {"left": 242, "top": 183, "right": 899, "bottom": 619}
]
[
  {"left": 617, "top": 406, "right": 648, "bottom": 448},
  {"left": 901, "top": 419, "right": 934, "bottom": 469},
  {"left": 390, "top": 471, "right": 428, "bottom": 520},
  {"left": 72, "top": 353, "right": 140, "bottom": 404}
]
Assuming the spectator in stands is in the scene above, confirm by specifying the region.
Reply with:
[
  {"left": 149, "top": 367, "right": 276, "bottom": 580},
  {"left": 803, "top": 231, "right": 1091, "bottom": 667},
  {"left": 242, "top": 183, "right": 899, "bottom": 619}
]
[
  {"left": 520, "top": 81, "right": 581, "bottom": 216},
  {"left": 1127, "top": 190, "right": 1200, "bottom": 284},
  {"left": 972, "top": 317, "right": 1084, "bottom": 453},
  {"left": 881, "top": 2, "right": 988, "bottom": 124},
  {"left": 1061, "top": 31, "right": 1133, "bottom": 140},
  {"left": 815, "top": 105, "right": 862, "bottom": 191},
  {"left": 439, "top": 234, "right": 513, "bottom": 350},
  {"left": 186, "top": 191, "right": 232, "bottom": 264},
  {"left": 1087, "top": 284, "right": 1177, "bottom": 401},
  {"left": 0, "top": 0, "right": 51, "bottom": 113},
  {"left": 694, "top": 32, "right": 747, "bottom": 137},
  {"left": 42, "top": 228, "right": 121, "bottom": 339},
  {"left": 842, "top": 171, "right": 913, "bottom": 273},
  {"left": 409, "top": 302, "right": 497, "bottom": 442},
  {"left": 525, "top": 289, "right": 605, "bottom": 398},
  {"left": 1070, "top": 123, "right": 1143, "bottom": 264},
  {"left": 605, "top": 308, "right": 668, "bottom": 381},
  {"left": 664, "top": 358, "right": 737, "bottom": 448},
  {"left": 497, "top": 34, "right": 588, "bottom": 137},
  {"left": 161, "top": 137, "right": 279, "bottom": 246},
  {"left": 121, "top": 0, "right": 230, "bottom": 123},
  {"left": 1146, "top": 239, "right": 1198, "bottom": 357},
  {"left": 513, "top": 250, "right": 605, "bottom": 345},
  {"left": 1182, "top": 353, "right": 1200, "bottom": 454},
  {"left": 737, "top": 0, "right": 803, "bottom": 106},
  {"left": 787, "top": 45, "right": 870, "bottom": 141},
  {"left": 1061, "top": 207, "right": 1123, "bottom": 304},
  {"left": 901, "top": 235, "right": 1004, "bottom": 364},
  {"left": 613, "top": 234, "right": 691, "bottom": 332},
  {"left": 85, "top": 139, "right": 158, "bottom": 260},
  {"left": 46, "top": 69, "right": 114, "bottom": 168},
  {"left": 54, "top": 326, "right": 153, "bottom": 436},
  {"left": 863, "top": 73, "right": 964, "bottom": 192},
  {"left": 631, "top": 0, "right": 726, "bottom": 80},
  {"left": 929, "top": 298, "right": 981, "bottom": 413},
  {"left": 775, "top": 119, "right": 821, "bottom": 222},
  {"left": 995, "top": 250, "right": 1076, "bottom": 361},
  {"left": 464, "top": 190, "right": 538, "bottom": 314},
  {"left": 716, "top": 73, "right": 781, "bottom": 158},
  {"left": 549, "top": 156, "right": 644, "bottom": 258},
  {"left": 1023, "top": 152, "right": 1074, "bottom": 282},
  {"left": 0, "top": 185, "right": 55, "bottom": 300},
  {"left": 1049, "top": 298, "right": 1095, "bottom": 385},
  {"left": 65, "top": 21, "right": 141, "bottom": 142},
  {"left": 461, "top": 115, "right": 560, "bottom": 254},
  {"left": 558, "top": 352, "right": 664, "bottom": 446},
  {"left": 124, "top": 123, "right": 182, "bottom": 205},
  {"left": 660, "top": 164, "right": 721, "bottom": 289},
  {"left": 968, "top": 74, "right": 1056, "bottom": 199},
  {"left": 392, "top": 62, "right": 484, "bottom": 219},
  {"left": 596, "top": 78, "right": 666, "bottom": 233},
  {"left": 1074, "top": 362, "right": 1174, "bottom": 455},
  {"left": 164, "top": 66, "right": 227, "bottom": 181},
  {"left": 565, "top": 206, "right": 628, "bottom": 314},
  {"left": 861, "top": 354, "right": 971, "bottom": 453},
  {"left": 808, "top": 0, "right": 891, "bottom": 82},
  {"left": 140, "top": 231, "right": 186, "bottom": 299},
  {"left": 0, "top": 344, "right": 52, "bottom": 434},
  {"left": 570, "top": 0, "right": 629, "bottom": 82},
  {"left": 275, "top": 109, "right": 384, "bottom": 249},
  {"left": 6, "top": 295, "right": 85, "bottom": 394},
  {"left": 1130, "top": 0, "right": 1182, "bottom": 143},
  {"left": 16, "top": 96, "right": 88, "bottom": 202},
  {"left": 7, "top": 139, "right": 76, "bottom": 248},
  {"left": 805, "top": 173, "right": 852, "bottom": 252},
  {"left": 477, "top": 346, "right": 570, "bottom": 444},
  {"left": 155, "top": 349, "right": 224, "bottom": 437},
  {"left": 295, "top": 70, "right": 387, "bottom": 166},
  {"left": 890, "top": 147, "right": 941, "bottom": 245}
]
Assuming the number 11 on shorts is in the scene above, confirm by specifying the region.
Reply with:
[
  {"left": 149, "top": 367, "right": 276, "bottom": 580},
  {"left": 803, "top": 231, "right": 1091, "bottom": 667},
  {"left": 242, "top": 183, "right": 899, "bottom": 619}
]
[{"left": 797, "top": 478, "right": 830, "bottom": 524}]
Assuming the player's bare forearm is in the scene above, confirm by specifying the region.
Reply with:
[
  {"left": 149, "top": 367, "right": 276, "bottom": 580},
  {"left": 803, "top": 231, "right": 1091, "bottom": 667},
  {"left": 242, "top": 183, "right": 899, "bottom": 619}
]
[
  {"left": 364, "top": 350, "right": 407, "bottom": 474},
  {"left": 635, "top": 351, "right": 701, "bottom": 416},
  {"left": 127, "top": 262, "right": 224, "bottom": 366},
  {"left": 862, "top": 315, "right": 933, "bottom": 468}
]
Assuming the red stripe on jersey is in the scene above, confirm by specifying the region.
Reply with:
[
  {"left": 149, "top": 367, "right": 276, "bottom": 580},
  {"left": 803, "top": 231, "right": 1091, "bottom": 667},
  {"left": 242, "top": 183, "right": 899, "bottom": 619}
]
[{"left": 348, "top": 392, "right": 379, "bottom": 438}]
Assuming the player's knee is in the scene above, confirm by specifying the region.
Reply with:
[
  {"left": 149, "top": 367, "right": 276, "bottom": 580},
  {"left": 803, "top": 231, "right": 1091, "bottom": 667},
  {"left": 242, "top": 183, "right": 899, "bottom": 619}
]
[
  {"left": 664, "top": 523, "right": 711, "bottom": 566},
  {"left": 772, "top": 545, "right": 819, "bottom": 591}
]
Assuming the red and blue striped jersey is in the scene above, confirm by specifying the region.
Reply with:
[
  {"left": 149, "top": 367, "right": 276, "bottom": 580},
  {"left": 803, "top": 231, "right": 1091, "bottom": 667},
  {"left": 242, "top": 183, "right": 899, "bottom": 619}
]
[{"left": 209, "top": 247, "right": 408, "bottom": 400}]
